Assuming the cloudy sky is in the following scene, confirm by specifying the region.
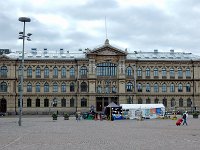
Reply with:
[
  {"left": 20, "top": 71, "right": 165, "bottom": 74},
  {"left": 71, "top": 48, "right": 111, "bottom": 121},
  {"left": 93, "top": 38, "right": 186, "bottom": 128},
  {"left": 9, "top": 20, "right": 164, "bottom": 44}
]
[{"left": 1, "top": 0, "right": 200, "bottom": 55}]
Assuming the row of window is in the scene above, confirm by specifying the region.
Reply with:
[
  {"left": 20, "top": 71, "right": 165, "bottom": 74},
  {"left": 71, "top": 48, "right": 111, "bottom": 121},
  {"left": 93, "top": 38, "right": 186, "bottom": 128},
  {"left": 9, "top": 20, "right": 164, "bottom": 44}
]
[
  {"left": 0, "top": 81, "right": 192, "bottom": 93},
  {"left": 126, "top": 82, "right": 191, "bottom": 92},
  {"left": 131, "top": 98, "right": 192, "bottom": 107},
  {"left": 126, "top": 66, "right": 191, "bottom": 77},
  {"left": 0, "top": 65, "right": 87, "bottom": 78},
  {"left": 0, "top": 65, "right": 192, "bottom": 79},
  {"left": 19, "top": 98, "right": 87, "bottom": 108},
  {"left": 0, "top": 82, "right": 88, "bottom": 93}
]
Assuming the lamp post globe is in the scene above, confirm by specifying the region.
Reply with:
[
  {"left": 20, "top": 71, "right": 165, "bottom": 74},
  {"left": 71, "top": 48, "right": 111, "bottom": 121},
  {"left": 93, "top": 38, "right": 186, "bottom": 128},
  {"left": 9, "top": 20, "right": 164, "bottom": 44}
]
[{"left": 18, "top": 17, "right": 31, "bottom": 22}]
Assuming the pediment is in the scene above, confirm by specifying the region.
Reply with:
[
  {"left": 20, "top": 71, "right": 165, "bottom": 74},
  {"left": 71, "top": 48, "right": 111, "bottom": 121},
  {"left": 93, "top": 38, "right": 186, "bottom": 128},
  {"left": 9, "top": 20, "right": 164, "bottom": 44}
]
[{"left": 87, "top": 40, "right": 127, "bottom": 56}]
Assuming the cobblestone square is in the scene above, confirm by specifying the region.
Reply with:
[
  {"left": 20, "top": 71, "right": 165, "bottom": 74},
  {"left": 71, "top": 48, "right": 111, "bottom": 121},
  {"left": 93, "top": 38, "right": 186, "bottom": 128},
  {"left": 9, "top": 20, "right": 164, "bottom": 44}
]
[{"left": 0, "top": 115, "right": 199, "bottom": 150}]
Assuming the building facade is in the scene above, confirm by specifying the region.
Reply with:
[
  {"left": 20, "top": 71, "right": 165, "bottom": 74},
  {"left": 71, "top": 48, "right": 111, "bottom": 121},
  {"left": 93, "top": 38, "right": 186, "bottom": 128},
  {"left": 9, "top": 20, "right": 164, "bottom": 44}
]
[{"left": 0, "top": 39, "right": 200, "bottom": 115}]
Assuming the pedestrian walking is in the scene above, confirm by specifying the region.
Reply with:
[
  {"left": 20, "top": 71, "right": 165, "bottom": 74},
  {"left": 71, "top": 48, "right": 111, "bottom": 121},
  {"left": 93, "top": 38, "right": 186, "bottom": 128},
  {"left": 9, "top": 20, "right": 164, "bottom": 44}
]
[
  {"left": 75, "top": 112, "right": 79, "bottom": 122},
  {"left": 182, "top": 111, "right": 188, "bottom": 125}
]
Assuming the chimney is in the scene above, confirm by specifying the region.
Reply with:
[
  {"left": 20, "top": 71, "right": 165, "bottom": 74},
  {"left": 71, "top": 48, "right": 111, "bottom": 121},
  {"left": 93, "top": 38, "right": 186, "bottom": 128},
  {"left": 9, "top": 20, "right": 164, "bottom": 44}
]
[
  {"left": 154, "top": 49, "right": 158, "bottom": 53},
  {"left": 44, "top": 48, "right": 47, "bottom": 54},
  {"left": 60, "top": 48, "right": 64, "bottom": 54},
  {"left": 31, "top": 48, "right": 37, "bottom": 55}
]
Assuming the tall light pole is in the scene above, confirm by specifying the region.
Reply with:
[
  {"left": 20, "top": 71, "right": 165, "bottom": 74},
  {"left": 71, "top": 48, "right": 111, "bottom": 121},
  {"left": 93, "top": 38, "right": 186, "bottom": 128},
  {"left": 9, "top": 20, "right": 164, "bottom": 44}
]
[{"left": 18, "top": 17, "right": 31, "bottom": 126}]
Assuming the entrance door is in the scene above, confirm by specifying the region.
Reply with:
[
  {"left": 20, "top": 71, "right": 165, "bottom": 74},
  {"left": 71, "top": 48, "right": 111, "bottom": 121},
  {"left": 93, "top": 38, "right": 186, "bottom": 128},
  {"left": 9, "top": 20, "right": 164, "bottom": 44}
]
[
  {"left": 96, "top": 97, "right": 103, "bottom": 111},
  {"left": 96, "top": 101, "right": 102, "bottom": 111},
  {"left": 0, "top": 99, "right": 7, "bottom": 113}
]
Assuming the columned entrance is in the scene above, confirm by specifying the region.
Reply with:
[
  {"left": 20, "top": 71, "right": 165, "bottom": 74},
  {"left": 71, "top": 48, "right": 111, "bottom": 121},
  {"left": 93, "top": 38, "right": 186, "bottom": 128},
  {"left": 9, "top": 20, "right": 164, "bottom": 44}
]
[
  {"left": 96, "top": 97, "right": 118, "bottom": 112},
  {"left": 0, "top": 98, "right": 7, "bottom": 113}
]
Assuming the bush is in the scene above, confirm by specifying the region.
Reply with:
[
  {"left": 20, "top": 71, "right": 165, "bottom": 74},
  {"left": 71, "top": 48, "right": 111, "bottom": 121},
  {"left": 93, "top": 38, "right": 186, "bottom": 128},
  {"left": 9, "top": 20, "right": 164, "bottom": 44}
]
[
  {"left": 192, "top": 112, "right": 199, "bottom": 118},
  {"left": 63, "top": 113, "right": 69, "bottom": 120},
  {"left": 52, "top": 113, "right": 58, "bottom": 120}
]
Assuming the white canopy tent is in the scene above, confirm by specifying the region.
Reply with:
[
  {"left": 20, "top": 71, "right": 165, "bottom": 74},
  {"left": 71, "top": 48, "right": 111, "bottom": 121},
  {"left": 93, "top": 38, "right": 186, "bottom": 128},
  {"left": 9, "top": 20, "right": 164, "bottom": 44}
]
[{"left": 120, "top": 104, "right": 165, "bottom": 119}]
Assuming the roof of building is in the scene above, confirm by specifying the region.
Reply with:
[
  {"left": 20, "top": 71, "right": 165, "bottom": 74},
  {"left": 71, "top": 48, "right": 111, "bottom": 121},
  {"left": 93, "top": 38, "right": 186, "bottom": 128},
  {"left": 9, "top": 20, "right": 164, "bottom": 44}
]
[
  {"left": 127, "top": 50, "right": 200, "bottom": 61},
  {"left": 4, "top": 40, "right": 200, "bottom": 61}
]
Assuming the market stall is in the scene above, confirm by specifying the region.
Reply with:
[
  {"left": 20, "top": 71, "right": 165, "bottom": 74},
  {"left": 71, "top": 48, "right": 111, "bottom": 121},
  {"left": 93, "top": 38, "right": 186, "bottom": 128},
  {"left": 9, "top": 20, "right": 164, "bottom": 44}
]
[
  {"left": 104, "top": 102, "right": 122, "bottom": 120},
  {"left": 120, "top": 104, "right": 165, "bottom": 119}
]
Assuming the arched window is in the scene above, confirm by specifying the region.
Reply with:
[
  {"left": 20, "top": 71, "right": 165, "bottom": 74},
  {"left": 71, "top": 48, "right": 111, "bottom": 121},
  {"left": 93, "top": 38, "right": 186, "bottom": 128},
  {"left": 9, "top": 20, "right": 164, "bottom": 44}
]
[
  {"left": 36, "top": 66, "right": 41, "bottom": 78},
  {"left": 80, "top": 66, "right": 87, "bottom": 76},
  {"left": 154, "top": 68, "right": 158, "bottom": 77},
  {"left": 178, "top": 68, "right": 183, "bottom": 78},
  {"left": 70, "top": 67, "right": 75, "bottom": 77},
  {"left": 146, "top": 68, "right": 150, "bottom": 77},
  {"left": 70, "top": 82, "right": 75, "bottom": 92},
  {"left": 162, "top": 83, "right": 167, "bottom": 92},
  {"left": 44, "top": 82, "right": 49, "bottom": 92},
  {"left": 97, "top": 85, "right": 102, "bottom": 93},
  {"left": 53, "top": 82, "right": 58, "bottom": 92},
  {"left": 171, "top": 98, "right": 176, "bottom": 107},
  {"left": 44, "top": 66, "right": 49, "bottom": 78},
  {"left": 137, "top": 83, "right": 142, "bottom": 92},
  {"left": 96, "top": 62, "right": 117, "bottom": 76},
  {"left": 178, "top": 83, "right": 183, "bottom": 92},
  {"left": 112, "top": 86, "right": 117, "bottom": 93},
  {"left": 170, "top": 68, "right": 174, "bottom": 77},
  {"left": 186, "top": 83, "right": 191, "bottom": 92},
  {"left": 126, "top": 66, "right": 132, "bottom": 76},
  {"left": 27, "top": 66, "right": 32, "bottom": 78},
  {"left": 186, "top": 68, "right": 191, "bottom": 77},
  {"left": 27, "top": 82, "right": 32, "bottom": 92},
  {"left": 18, "top": 65, "right": 22, "bottom": 78},
  {"left": 146, "top": 83, "right": 150, "bottom": 92},
  {"left": 162, "top": 68, "right": 166, "bottom": 77},
  {"left": 80, "top": 82, "right": 87, "bottom": 92},
  {"left": 61, "top": 98, "right": 66, "bottom": 107},
  {"left": 179, "top": 98, "right": 183, "bottom": 107},
  {"left": 61, "top": 67, "right": 66, "bottom": 78},
  {"left": 61, "top": 82, "right": 66, "bottom": 92},
  {"left": 53, "top": 67, "right": 58, "bottom": 78},
  {"left": 81, "top": 97, "right": 87, "bottom": 107},
  {"left": 36, "top": 82, "right": 40, "bottom": 92},
  {"left": 187, "top": 98, "right": 192, "bottom": 107},
  {"left": 170, "top": 83, "right": 175, "bottom": 92},
  {"left": 126, "top": 82, "right": 133, "bottom": 92},
  {"left": 105, "top": 81, "right": 110, "bottom": 93},
  {"left": 0, "top": 82, "right": 7, "bottom": 92},
  {"left": 137, "top": 68, "right": 142, "bottom": 77},
  {"left": 0, "top": 66, "right": 7, "bottom": 77},
  {"left": 154, "top": 83, "right": 159, "bottom": 92}
]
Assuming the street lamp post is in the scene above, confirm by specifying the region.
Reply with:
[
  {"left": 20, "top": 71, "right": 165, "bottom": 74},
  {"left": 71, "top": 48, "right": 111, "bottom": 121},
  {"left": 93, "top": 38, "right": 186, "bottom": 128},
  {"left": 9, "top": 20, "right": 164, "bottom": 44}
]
[{"left": 18, "top": 17, "right": 31, "bottom": 126}]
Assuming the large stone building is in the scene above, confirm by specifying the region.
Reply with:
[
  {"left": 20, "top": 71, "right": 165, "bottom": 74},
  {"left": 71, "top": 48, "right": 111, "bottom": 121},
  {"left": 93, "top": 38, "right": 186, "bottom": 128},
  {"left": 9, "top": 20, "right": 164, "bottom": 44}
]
[{"left": 0, "top": 39, "right": 200, "bottom": 115}]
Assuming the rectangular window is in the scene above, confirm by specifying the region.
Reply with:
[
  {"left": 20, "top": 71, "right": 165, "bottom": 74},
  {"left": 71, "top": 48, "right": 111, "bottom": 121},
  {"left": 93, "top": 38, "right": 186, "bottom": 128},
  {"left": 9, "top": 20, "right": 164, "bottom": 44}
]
[
  {"left": 36, "top": 99, "right": 40, "bottom": 107},
  {"left": 44, "top": 99, "right": 49, "bottom": 107},
  {"left": 70, "top": 99, "right": 74, "bottom": 107},
  {"left": 27, "top": 99, "right": 32, "bottom": 107},
  {"left": 81, "top": 99, "right": 87, "bottom": 107},
  {"left": 61, "top": 99, "right": 66, "bottom": 107}
]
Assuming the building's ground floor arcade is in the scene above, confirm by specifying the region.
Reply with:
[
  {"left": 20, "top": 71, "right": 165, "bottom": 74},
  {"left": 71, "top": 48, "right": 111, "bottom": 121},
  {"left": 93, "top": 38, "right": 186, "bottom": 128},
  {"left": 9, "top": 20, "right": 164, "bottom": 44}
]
[{"left": 0, "top": 94, "right": 199, "bottom": 115}]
